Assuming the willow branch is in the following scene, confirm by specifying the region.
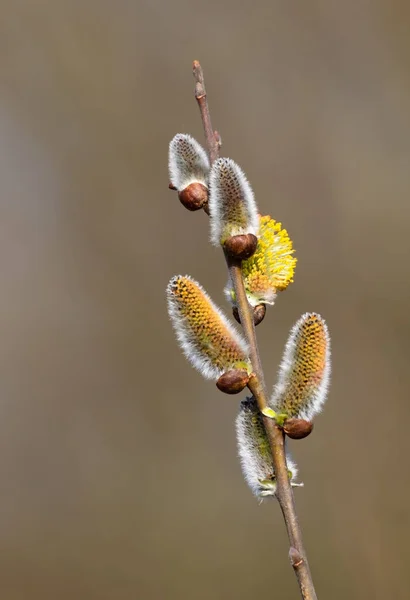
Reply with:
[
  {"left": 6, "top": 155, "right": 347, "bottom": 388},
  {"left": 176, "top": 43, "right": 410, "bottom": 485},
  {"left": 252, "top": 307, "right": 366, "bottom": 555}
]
[
  {"left": 227, "top": 260, "right": 317, "bottom": 600},
  {"left": 193, "top": 60, "right": 221, "bottom": 165},
  {"left": 193, "top": 60, "right": 318, "bottom": 600}
]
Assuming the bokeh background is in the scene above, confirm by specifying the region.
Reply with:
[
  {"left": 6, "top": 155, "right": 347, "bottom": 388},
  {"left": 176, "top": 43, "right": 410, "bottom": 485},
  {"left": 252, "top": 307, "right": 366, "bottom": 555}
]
[{"left": 0, "top": 1, "right": 409, "bottom": 598}]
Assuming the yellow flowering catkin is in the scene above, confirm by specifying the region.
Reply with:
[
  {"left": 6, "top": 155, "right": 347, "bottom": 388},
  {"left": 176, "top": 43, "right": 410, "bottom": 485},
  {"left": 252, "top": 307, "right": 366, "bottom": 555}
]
[
  {"left": 167, "top": 275, "right": 250, "bottom": 380},
  {"left": 244, "top": 215, "right": 296, "bottom": 304},
  {"left": 270, "top": 313, "right": 331, "bottom": 421},
  {"left": 224, "top": 216, "right": 296, "bottom": 307}
]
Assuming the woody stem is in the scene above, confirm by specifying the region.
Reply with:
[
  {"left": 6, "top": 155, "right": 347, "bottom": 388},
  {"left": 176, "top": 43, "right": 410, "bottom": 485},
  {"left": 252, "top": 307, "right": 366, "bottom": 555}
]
[{"left": 193, "top": 60, "right": 318, "bottom": 600}]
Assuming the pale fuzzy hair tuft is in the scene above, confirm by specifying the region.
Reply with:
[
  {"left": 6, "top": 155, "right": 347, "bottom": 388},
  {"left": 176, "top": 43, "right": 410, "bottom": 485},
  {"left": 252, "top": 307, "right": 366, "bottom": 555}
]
[
  {"left": 168, "top": 134, "right": 210, "bottom": 191},
  {"left": 166, "top": 275, "right": 249, "bottom": 380},
  {"left": 270, "top": 313, "right": 331, "bottom": 421},
  {"left": 208, "top": 158, "right": 259, "bottom": 246},
  {"left": 236, "top": 396, "right": 299, "bottom": 498},
  {"left": 223, "top": 276, "right": 237, "bottom": 306}
]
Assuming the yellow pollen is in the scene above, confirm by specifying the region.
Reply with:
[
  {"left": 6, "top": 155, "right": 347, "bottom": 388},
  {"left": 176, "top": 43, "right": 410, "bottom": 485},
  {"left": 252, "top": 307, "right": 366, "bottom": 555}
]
[
  {"left": 284, "top": 314, "right": 328, "bottom": 416},
  {"left": 170, "top": 276, "right": 248, "bottom": 370},
  {"left": 241, "top": 215, "right": 296, "bottom": 304}
]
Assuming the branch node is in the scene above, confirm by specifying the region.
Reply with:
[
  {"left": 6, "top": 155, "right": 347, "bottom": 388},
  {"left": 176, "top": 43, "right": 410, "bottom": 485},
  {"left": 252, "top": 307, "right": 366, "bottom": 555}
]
[{"left": 289, "top": 547, "right": 304, "bottom": 568}]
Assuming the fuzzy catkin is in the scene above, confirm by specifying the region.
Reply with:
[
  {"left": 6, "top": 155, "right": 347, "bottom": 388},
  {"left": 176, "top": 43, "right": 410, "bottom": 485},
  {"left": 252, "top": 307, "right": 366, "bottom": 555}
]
[
  {"left": 167, "top": 275, "right": 250, "bottom": 380},
  {"left": 225, "top": 215, "right": 297, "bottom": 307},
  {"left": 209, "top": 158, "right": 259, "bottom": 246},
  {"left": 236, "top": 396, "right": 298, "bottom": 498},
  {"left": 168, "top": 134, "right": 210, "bottom": 191},
  {"left": 270, "top": 313, "right": 331, "bottom": 421}
]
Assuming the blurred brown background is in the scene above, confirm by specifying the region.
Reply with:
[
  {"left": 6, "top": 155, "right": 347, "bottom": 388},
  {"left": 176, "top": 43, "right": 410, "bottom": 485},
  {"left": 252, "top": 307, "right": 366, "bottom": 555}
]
[{"left": 0, "top": 1, "right": 409, "bottom": 598}]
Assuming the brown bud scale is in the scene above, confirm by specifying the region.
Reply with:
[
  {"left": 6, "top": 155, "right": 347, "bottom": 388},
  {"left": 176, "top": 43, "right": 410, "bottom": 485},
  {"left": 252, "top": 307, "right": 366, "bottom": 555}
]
[
  {"left": 232, "top": 307, "right": 240, "bottom": 324},
  {"left": 253, "top": 304, "right": 266, "bottom": 326},
  {"left": 224, "top": 234, "right": 258, "bottom": 260},
  {"left": 283, "top": 418, "right": 313, "bottom": 440},
  {"left": 233, "top": 303, "right": 266, "bottom": 327},
  {"left": 178, "top": 183, "right": 208, "bottom": 211},
  {"left": 216, "top": 369, "right": 250, "bottom": 394}
]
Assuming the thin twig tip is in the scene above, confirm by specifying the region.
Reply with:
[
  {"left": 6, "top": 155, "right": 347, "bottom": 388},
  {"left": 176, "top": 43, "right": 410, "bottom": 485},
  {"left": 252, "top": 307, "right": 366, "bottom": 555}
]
[{"left": 192, "top": 60, "right": 204, "bottom": 82}]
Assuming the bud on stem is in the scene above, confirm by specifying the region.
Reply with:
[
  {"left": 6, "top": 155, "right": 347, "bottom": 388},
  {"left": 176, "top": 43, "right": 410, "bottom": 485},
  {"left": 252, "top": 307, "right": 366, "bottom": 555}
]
[
  {"left": 233, "top": 304, "right": 266, "bottom": 326},
  {"left": 216, "top": 369, "right": 250, "bottom": 394},
  {"left": 283, "top": 418, "right": 314, "bottom": 440}
]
